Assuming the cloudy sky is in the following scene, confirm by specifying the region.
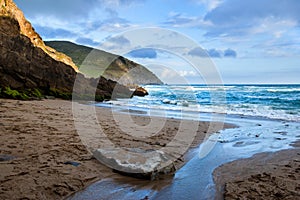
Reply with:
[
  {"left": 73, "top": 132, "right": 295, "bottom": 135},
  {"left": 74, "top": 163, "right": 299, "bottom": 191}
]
[{"left": 15, "top": 0, "right": 300, "bottom": 84}]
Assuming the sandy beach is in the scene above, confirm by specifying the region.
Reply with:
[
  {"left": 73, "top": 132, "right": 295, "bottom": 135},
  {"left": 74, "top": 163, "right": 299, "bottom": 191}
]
[
  {"left": 1, "top": 98, "right": 299, "bottom": 199},
  {"left": 213, "top": 143, "right": 300, "bottom": 199},
  {"left": 0, "top": 98, "right": 231, "bottom": 199}
]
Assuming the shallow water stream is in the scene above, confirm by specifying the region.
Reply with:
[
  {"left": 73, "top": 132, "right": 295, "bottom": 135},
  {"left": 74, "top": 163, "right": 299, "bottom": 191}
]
[{"left": 68, "top": 112, "right": 300, "bottom": 200}]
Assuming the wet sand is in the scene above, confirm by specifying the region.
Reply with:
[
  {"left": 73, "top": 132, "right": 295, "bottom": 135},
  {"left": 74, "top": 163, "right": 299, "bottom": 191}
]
[
  {"left": 0, "top": 99, "right": 230, "bottom": 199},
  {"left": 213, "top": 141, "right": 300, "bottom": 199}
]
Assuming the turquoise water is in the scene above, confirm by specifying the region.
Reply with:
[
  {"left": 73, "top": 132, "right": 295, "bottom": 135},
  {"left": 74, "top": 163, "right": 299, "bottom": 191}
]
[{"left": 101, "top": 84, "right": 300, "bottom": 122}]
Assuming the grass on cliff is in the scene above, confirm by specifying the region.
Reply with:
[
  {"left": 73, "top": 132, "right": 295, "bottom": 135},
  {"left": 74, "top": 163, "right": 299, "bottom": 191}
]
[
  {"left": 0, "top": 87, "right": 70, "bottom": 100},
  {"left": 0, "top": 87, "right": 43, "bottom": 100},
  {"left": 45, "top": 41, "right": 130, "bottom": 77},
  {"left": 44, "top": 41, "right": 163, "bottom": 85},
  {"left": 45, "top": 41, "right": 114, "bottom": 76},
  {"left": 0, "top": 87, "right": 108, "bottom": 102}
]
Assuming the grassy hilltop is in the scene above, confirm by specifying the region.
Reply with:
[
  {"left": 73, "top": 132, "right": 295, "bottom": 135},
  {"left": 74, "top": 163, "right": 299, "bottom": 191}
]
[{"left": 45, "top": 41, "right": 163, "bottom": 87}]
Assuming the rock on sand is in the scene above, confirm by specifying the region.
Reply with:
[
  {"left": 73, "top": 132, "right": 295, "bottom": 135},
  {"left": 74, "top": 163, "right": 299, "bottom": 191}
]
[{"left": 93, "top": 148, "right": 176, "bottom": 180}]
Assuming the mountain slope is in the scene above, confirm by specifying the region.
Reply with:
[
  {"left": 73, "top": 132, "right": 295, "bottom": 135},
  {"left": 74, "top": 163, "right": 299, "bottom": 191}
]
[{"left": 45, "top": 41, "right": 163, "bottom": 87}]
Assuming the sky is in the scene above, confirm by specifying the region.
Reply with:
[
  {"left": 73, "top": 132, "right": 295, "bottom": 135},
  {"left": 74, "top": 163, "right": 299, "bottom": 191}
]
[{"left": 14, "top": 0, "right": 300, "bottom": 84}]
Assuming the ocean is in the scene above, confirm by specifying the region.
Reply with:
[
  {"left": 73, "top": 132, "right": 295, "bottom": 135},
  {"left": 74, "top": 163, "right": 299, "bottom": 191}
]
[{"left": 98, "top": 84, "right": 300, "bottom": 122}]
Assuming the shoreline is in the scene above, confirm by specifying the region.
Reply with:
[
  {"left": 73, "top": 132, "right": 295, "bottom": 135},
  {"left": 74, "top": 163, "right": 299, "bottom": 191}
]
[
  {"left": 213, "top": 141, "right": 300, "bottom": 199},
  {"left": 0, "top": 98, "right": 233, "bottom": 199}
]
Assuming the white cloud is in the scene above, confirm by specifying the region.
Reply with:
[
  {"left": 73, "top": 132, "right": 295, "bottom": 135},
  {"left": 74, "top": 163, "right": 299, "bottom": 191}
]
[
  {"left": 99, "top": 35, "right": 132, "bottom": 52},
  {"left": 15, "top": 0, "right": 139, "bottom": 42},
  {"left": 164, "top": 12, "right": 212, "bottom": 28},
  {"left": 100, "top": 0, "right": 146, "bottom": 7},
  {"left": 156, "top": 68, "right": 192, "bottom": 84},
  {"left": 204, "top": 0, "right": 300, "bottom": 37},
  {"left": 193, "top": 0, "right": 223, "bottom": 11},
  {"left": 178, "top": 70, "right": 197, "bottom": 77},
  {"left": 249, "top": 17, "right": 297, "bottom": 39},
  {"left": 14, "top": 0, "right": 300, "bottom": 61}
]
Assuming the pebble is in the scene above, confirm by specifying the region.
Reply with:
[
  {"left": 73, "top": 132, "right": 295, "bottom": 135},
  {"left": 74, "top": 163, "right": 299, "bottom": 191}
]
[
  {"left": 63, "top": 161, "right": 81, "bottom": 167},
  {"left": 0, "top": 154, "right": 16, "bottom": 161}
]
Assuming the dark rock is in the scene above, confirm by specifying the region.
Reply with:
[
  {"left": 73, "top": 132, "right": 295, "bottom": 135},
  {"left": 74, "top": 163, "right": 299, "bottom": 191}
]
[
  {"left": 275, "top": 137, "right": 286, "bottom": 140},
  {"left": 140, "top": 196, "right": 149, "bottom": 200},
  {"left": 133, "top": 87, "right": 149, "bottom": 97},
  {"left": 154, "top": 141, "right": 160, "bottom": 146},
  {"left": 0, "top": 154, "right": 16, "bottom": 161},
  {"left": 273, "top": 131, "right": 287, "bottom": 135},
  {"left": 63, "top": 161, "right": 81, "bottom": 167}
]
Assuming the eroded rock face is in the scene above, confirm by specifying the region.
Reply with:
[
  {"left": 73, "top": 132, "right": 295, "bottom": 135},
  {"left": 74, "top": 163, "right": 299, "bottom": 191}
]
[
  {"left": 0, "top": 0, "right": 132, "bottom": 100},
  {"left": 0, "top": 0, "right": 78, "bottom": 72},
  {"left": 93, "top": 148, "right": 176, "bottom": 180},
  {"left": 0, "top": 16, "right": 76, "bottom": 92}
]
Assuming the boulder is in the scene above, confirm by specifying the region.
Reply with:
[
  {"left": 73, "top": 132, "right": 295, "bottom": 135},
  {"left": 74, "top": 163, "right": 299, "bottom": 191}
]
[
  {"left": 93, "top": 148, "right": 176, "bottom": 180},
  {"left": 133, "top": 87, "right": 149, "bottom": 97}
]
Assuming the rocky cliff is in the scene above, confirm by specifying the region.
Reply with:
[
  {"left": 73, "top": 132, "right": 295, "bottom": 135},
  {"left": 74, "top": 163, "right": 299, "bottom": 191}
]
[
  {"left": 0, "top": 0, "right": 78, "bottom": 72},
  {"left": 0, "top": 0, "right": 132, "bottom": 100},
  {"left": 45, "top": 41, "right": 163, "bottom": 87}
]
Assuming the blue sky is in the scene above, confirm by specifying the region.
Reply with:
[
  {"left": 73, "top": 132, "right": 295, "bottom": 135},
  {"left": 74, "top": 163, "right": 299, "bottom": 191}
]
[{"left": 15, "top": 0, "right": 300, "bottom": 84}]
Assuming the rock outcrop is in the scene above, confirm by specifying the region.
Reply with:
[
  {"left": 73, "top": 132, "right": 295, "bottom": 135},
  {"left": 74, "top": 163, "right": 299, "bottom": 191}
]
[
  {"left": 93, "top": 148, "right": 176, "bottom": 180},
  {"left": 133, "top": 87, "right": 149, "bottom": 97},
  {"left": 0, "top": 0, "right": 132, "bottom": 100}
]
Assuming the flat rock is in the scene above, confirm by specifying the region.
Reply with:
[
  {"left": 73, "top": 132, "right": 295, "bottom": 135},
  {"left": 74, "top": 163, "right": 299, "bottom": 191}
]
[{"left": 93, "top": 148, "right": 175, "bottom": 180}]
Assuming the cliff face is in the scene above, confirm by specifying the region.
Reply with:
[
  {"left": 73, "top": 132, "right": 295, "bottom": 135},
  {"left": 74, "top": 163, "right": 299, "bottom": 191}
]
[
  {"left": 0, "top": 0, "right": 78, "bottom": 72},
  {"left": 0, "top": 0, "right": 132, "bottom": 100},
  {"left": 0, "top": 16, "right": 75, "bottom": 92},
  {"left": 45, "top": 41, "right": 163, "bottom": 87}
]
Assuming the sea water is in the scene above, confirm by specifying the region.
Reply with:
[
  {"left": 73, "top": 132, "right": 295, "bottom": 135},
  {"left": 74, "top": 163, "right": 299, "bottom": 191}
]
[
  {"left": 100, "top": 84, "right": 300, "bottom": 122},
  {"left": 70, "top": 85, "right": 300, "bottom": 200}
]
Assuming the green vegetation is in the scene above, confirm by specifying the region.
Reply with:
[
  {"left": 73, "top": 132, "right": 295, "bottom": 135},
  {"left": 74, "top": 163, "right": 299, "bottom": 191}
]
[
  {"left": 45, "top": 41, "right": 95, "bottom": 67},
  {"left": 45, "top": 41, "right": 163, "bottom": 85},
  {"left": 0, "top": 87, "right": 71, "bottom": 100},
  {"left": 3, "top": 87, "right": 19, "bottom": 97},
  {"left": 48, "top": 88, "right": 72, "bottom": 100},
  {"left": 5, "top": 88, "right": 42, "bottom": 100},
  {"left": 0, "top": 87, "right": 42, "bottom": 100},
  {"left": 45, "top": 41, "right": 120, "bottom": 78},
  {"left": 0, "top": 86, "right": 111, "bottom": 101},
  {"left": 32, "top": 88, "right": 42, "bottom": 98}
]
